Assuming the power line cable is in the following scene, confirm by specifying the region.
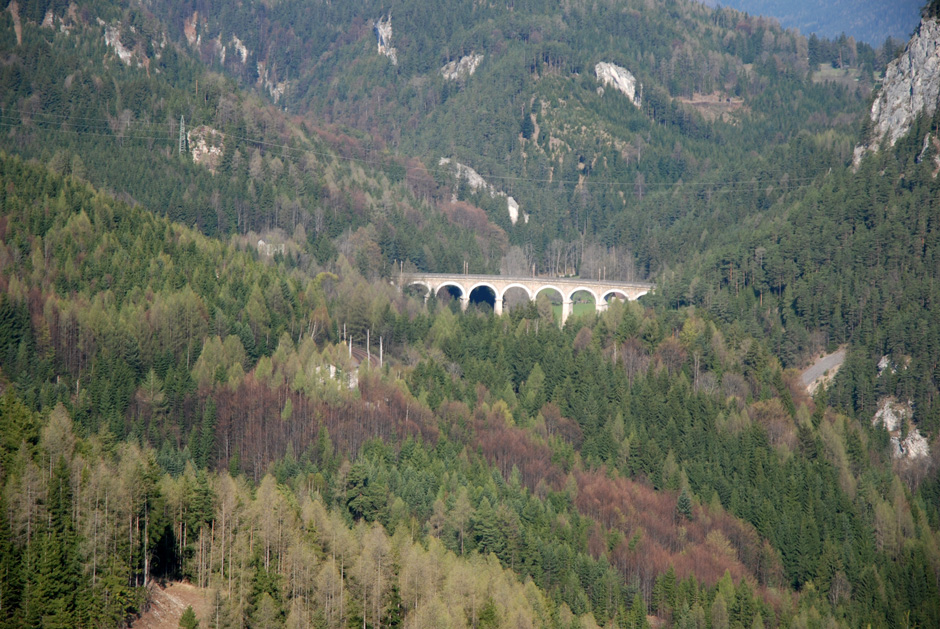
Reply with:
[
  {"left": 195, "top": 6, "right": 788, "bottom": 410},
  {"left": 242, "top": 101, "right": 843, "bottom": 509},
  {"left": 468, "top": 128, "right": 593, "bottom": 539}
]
[{"left": 0, "top": 111, "right": 828, "bottom": 193}]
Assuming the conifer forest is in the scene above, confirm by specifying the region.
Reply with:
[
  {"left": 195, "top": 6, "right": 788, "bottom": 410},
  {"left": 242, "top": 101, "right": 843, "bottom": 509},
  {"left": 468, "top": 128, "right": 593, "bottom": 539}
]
[{"left": 1, "top": 1, "right": 939, "bottom": 627}]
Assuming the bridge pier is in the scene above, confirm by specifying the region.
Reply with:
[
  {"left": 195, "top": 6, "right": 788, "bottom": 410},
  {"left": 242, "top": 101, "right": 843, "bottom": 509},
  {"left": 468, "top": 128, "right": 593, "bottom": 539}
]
[
  {"left": 459, "top": 296, "right": 470, "bottom": 312},
  {"left": 596, "top": 300, "right": 608, "bottom": 313},
  {"left": 561, "top": 299, "right": 574, "bottom": 324},
  {"left": 494, "top": 298, "right": 504, "bottom": 316}
]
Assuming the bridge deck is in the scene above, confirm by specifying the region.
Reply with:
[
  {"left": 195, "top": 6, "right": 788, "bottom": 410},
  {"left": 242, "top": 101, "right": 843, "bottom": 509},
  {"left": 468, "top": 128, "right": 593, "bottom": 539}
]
[{"left": 401, "top": 273, "right": 653, "bottom": 290}]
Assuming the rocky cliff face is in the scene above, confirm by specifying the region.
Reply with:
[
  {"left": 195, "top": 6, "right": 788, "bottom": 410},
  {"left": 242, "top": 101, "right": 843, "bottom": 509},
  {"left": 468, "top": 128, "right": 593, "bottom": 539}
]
[
  {"left": 439, "top": 158, "right": 527, "bottom": 225},
  {"left": 872, "top": 398, "right": 930, "bottom": 462},
  {"left": 594, "top": 62, "right": 642, "bottom": 108},
  {"left": 441, "top": 54, "right": 483, "bottom": 80},
  {"left": 854, "top": 18, "right": 940, "bottom": 165},
  {"left": 373, "top": 15, "right": 398, "bottom": 65},
  {"left": 188, "top": 125, "right": 225, "bottom": 172},
  {"left": 256, "top": 61, "right": 287, "bottom": 103}
]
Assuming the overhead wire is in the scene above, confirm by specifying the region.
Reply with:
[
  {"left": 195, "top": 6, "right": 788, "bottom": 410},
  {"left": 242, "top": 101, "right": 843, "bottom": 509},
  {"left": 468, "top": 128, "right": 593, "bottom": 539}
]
[{"left": 0, "top": 109, "right": 826, "bottom": 195}]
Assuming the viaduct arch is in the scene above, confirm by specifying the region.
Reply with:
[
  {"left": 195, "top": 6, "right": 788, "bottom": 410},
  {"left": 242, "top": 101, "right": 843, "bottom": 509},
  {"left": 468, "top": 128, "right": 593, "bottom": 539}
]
[{"left": 400, "top": 273, "right": 653, "bottom": 324}]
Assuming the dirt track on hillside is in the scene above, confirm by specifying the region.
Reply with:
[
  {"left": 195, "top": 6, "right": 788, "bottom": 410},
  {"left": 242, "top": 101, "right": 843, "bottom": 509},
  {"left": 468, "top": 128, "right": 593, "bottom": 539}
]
[{"left": 131, "top": 582, "right": 212, "bottom": 629}]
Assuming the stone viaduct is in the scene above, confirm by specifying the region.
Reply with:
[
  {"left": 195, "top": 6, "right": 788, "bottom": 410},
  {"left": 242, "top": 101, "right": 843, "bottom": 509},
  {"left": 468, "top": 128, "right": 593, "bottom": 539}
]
[{"left": 400, "top": 273, "right": 653, "bottom": 323}]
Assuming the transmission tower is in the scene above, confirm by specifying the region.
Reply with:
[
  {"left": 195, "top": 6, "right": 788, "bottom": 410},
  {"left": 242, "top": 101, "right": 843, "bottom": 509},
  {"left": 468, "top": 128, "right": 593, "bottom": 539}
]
[{"left": 179, "top": 115, "right": 185, "bottom": 154}]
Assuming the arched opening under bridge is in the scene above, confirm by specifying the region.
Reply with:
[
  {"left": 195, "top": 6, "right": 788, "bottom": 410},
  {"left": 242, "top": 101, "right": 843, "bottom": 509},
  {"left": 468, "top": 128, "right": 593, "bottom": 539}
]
[
  {"left": 468, "top": 285, "right": 496, "bottom": 312},
  {"left": 536, "top": 286, "right": 564, "bottom": 324}
]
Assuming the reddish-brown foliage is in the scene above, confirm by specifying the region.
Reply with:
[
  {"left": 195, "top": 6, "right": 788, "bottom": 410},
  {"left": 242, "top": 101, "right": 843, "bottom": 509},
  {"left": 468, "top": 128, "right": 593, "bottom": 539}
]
[
  {"left": 621, "top": 338, "right": 650, "bottom": 385},
  {"left": 203, "top": 351, "right": 779, "bottom": 602},
  {"left": 473, "top": 404, "right": 565, "bottom": 493},
  {"left": 538, "top": 402, "right": 583, "bottom": 448},
  {"left": 572, "top": 327, "right": 593, "bottom": 353},
  {"left": 575, "top": 469, "right": 772, "bottom": 591},
  {"left": 458, "top": 393, "right": 778, "bottom": 597},
  {"left": 314, "top": 127, "right": 367, "bottom": 161},
  {"left": 440, "top": 201, "right": 507, "bottom": 245},
  {"left": 212, "top": 371, "right": 437, "bottom": 481},
  {"left": 348, "top": 189, "right": 370, "bottom": 220},
  {"left": 784, "top": 368, "right": 813, "bottom": 410},
  {"left": 587, "top": 524, "right": 607, "bottom": 558},
  {"left": 404, "top": 158, "right": 438, "bottom": 201},
  {"left": 655, "top": 337, "right": 687, "bottom": 376}
]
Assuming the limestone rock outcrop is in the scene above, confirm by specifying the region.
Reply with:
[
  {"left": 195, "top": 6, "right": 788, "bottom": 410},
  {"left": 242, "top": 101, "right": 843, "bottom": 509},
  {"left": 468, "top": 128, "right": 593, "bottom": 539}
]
[
  {"left": 594, "top": 62, "right": 642, "bottom": 107},
  {"left": 103, "top": 23, "right": 135, "bottom": 66},
  {"left": 183, "top": 12, "right": 252, "bottom": 70},
  {"left": 854, "top": 18, "right": 940, "bottom": 165},
  {"left": 441, "top": 54, "right": 483, "bottom": 80},
  {"left": 439, "top": 158, "right": 528, "bottom": 225},
  {"left": 872, "top": 398, "right": 930, "bottom": 461},
  {"left": 188, "top": 125, "right": 225, "bottom": 172},
  {"left": 256, "top": 61, "right": 286, "bottom": 103},
  {"left": 100, "top": 19, "right": 166, "bottom": 71},
  {"left": 373, "top": 15, "right": 397, "bottom": 65}
]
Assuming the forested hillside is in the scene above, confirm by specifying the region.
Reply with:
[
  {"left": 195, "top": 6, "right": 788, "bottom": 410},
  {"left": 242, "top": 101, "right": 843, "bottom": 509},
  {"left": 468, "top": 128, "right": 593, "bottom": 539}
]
[
  {"left": 2, "top": 0, "right": 940, "bottom": 628},
  {"left": 0, "top": 152, "right": 937, "bottom": 627},
  {"left": 657, "top": 106, "right": 940, "bottom": 434},
  {"left": 1, "top": 0, "right": 887, "bottom": 279},
  {"left": 143, "top": 0, "right": 885, "bottom": 273},
  {"left": 0, "top": 0, "right": 508, "bottom": 275}
]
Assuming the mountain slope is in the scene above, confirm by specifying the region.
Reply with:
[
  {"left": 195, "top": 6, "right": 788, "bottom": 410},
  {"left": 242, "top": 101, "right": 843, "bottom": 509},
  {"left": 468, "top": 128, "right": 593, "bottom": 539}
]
[
  {"left": 129, "top": 0, "right": 880, "bottom": 271},
  {"left": 0, "top": 1, "right": 509, "bottom": 276},
  {"left": 1, "top": 150, "right": 938, "bottom": 627},
  {"left": 3, "top": 1, "right": 940, "bottom": 628}
]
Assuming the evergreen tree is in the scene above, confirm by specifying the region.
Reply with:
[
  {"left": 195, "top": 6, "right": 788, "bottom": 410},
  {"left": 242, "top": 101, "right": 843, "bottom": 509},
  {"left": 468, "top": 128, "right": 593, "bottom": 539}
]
[
  {"left": 0, "top": 492, "right": 22, "bottom": 629},
  {"left": 677, "top": 489, "right": 693, "bottom": 520},
  {"left": 627, "top": 592, "right": 650, "bottom": 629},
  {"left": 197, "top": 398, "right": 217, "bottom": 469},
  {"left": 36, "top": 457, "right": 88, "bottom": 628},
  {"left": 179, "top": 605, "right": 199, "bottom": 629}
]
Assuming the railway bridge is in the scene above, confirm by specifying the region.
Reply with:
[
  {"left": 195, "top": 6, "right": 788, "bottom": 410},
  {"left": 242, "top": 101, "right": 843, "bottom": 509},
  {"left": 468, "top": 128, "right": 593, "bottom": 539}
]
[{"left": 400, "top": 273, "right": 653, "bottom": 323}]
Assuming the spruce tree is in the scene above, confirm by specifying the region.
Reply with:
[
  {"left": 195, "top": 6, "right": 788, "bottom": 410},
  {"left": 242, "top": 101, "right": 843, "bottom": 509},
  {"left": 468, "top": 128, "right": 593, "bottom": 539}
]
[
  {"left": 37, "top": 457, "right": 88, "bottom": 628},
  {"left": 179, "top": 605, "right": 200, "bottom": 629},
  {"left": 677, "top": 489, "right": 693, "bottom": 520},
  {"left": 0, "top": 492, "right": 22, "bottom": 628},
  {"left": 197, "top": 398, "right": 217, "bottom": 468}
]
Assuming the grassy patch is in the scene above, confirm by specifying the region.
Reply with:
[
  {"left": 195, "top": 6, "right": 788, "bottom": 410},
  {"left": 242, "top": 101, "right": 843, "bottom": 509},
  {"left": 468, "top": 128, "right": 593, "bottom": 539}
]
[
  {"left": 811, "top": 64, "right": 870, "bottom": 87},
  {"left": 552, "top": 301, "right": 597, "bottom": 323}
]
